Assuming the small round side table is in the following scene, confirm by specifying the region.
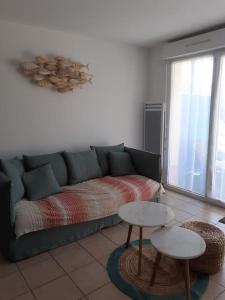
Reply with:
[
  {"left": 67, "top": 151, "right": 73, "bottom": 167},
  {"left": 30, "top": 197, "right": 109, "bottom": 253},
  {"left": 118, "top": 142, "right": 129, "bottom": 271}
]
[
  {"left": 150, "top": 226, "right": 206, "bottom": 300},
  {"left": 118, "top": 201, "right": 174, "bottom": 274}
]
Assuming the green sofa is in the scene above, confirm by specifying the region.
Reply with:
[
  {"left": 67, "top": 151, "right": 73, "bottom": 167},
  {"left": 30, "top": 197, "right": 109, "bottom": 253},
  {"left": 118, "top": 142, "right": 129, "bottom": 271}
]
[{"left": 0, "top": 146, "right": 161, "bottom": 261}]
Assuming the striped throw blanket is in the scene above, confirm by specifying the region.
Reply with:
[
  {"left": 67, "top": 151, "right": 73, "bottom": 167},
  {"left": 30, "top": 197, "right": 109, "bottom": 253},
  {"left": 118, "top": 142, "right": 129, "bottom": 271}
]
[{"left": 15, "top": 175, "right": 164, "bottom": 237}]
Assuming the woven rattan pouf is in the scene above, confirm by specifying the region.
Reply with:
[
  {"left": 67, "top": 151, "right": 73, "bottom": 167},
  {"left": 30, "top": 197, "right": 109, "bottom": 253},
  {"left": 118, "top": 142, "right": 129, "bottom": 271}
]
[{"left": 181, "top": 221, "right": 225, "bottom": 274}]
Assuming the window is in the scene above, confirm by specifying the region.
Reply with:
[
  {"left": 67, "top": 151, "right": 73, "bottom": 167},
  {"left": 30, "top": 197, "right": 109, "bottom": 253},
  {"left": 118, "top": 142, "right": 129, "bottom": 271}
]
[
  {"left": 166, "top": 53, "right": 225, "bottom": 204},
  {"left": 211, "top": 56, "right": 225, "bottom": 201}
]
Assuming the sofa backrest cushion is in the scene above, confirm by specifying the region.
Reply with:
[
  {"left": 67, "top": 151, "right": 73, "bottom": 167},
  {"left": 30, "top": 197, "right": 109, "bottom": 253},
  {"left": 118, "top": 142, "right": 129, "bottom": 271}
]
[
  {"left": 125, "top": 147, "right": 161, "bottom": 182},
  {"left": 108, "top": 152, "right": 136, "bottom": 176},
  {"left": 23, "top": 152, "right": 68, "bottom": 186},
  {"left": 64, "top": 150, "right": 102, "bottom": 184},
  {"left": 22, "top": 164, "right": 61, "bottom": 201},
  {"left": 90, "top": 143, "right": 124, "bottom": 176},
  {"left": 1, "top": 157, "right": 25, "bottom": 203}
]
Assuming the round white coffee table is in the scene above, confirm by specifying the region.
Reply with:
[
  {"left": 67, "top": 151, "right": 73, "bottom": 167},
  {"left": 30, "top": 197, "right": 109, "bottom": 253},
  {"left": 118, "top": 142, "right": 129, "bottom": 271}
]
[
  {"left": 118, "top": 201, "right": 174, "bottom": 274},
  {"left": 150, "top": 226, "right": 206, "bottom": 300}
]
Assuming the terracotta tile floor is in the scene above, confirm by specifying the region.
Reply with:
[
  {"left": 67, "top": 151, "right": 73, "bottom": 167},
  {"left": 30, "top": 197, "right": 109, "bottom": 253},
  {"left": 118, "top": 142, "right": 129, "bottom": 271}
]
[{"left": 0, "top": 190, "right": 225, "bottom": 300}]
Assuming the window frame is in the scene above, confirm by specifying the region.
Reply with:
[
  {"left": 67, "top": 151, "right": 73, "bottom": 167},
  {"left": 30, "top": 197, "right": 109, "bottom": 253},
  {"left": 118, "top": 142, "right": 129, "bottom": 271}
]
[{"left": 163, "top": 49, "right": 225, "bottom": 208}]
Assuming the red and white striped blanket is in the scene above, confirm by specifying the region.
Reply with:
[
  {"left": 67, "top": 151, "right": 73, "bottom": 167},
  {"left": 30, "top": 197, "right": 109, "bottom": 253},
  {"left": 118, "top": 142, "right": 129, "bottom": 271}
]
[{"left": 15, "top": 175, "right": 164, "bottom": 237}]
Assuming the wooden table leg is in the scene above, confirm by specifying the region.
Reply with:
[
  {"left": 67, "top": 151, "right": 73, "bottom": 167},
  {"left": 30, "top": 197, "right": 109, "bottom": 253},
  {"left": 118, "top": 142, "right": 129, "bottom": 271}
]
[
  {"left": 183, "top": 260, "right": 191, "bottom": 300},
  {"left": 125, "top": 225, "right": 133, "bottom": 248},
  {"left": 150, "top": 251, "right": 162, "bottom": 286},
  {"left": 138, "top": 227, "right": 143, "bottom": 275}
]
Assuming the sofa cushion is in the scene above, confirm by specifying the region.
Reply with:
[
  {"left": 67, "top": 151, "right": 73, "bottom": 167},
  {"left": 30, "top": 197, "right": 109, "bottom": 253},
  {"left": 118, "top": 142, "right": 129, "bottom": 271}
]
[
  {"left": 64, "top": 150, "right": 102, "bottom": 184},
  {"left": 23, "top": 152, "right": 68, "bottom": 186},
  {"left": 90, "top": 143, "right": 124, "bottom": 176},
  {"left": 1, "top": 157, "right": 25, "bottom": 202},
  {"left": 108, "top": 152, "right": 136, "bottom": 176},
  {"left": 23, "top": 164, "right": 61, "bottom": 201}
]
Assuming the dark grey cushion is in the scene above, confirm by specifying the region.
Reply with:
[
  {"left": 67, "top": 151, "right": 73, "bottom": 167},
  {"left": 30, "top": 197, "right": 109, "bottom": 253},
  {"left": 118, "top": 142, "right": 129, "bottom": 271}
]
[
  {"left": 90, "top": 143, "right": 124, "bottom": 176},
  {"left": 108, "top": 152, "right": 136, "bottom": 176},
  {"left": 1, "top": 157, "right": 25, "bottom": 202},
  {"left": 64, "top": 150, "right": 102, "bottom": 184},
  {"left": 125, "top": 147, "right": 161, "bottom": 182},
  {"left": 23, "top": 152, "right": 68, "bottom": 186},
  {"left": 23, "top": 164, "right": 61, "bottom": 201}
]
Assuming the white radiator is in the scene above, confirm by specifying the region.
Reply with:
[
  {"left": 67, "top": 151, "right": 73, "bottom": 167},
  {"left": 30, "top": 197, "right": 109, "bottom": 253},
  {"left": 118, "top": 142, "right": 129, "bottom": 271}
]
[{"left": 143, "top": 103, "right": 164, "bottom": 155}]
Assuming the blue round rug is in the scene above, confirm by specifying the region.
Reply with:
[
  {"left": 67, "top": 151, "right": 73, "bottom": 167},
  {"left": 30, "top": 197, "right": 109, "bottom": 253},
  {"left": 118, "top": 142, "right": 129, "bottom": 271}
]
[{"left": 107, "top": 240, "right": 208, "bottom": 300}]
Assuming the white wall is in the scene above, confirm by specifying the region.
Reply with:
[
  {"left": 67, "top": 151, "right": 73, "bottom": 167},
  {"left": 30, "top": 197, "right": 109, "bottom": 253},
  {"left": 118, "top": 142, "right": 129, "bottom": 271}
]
[
  {"left": 148, "top": 43, "right": 166, "bottom": 104},
  {"left": 0, "top": 20, "right": 149, "bottom": 158}
]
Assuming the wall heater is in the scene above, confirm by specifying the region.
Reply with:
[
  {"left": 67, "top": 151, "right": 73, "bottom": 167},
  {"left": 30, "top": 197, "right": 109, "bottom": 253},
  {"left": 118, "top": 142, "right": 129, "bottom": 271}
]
[{"left": 143, "top": 103, "right": 164, "bottom": 155}]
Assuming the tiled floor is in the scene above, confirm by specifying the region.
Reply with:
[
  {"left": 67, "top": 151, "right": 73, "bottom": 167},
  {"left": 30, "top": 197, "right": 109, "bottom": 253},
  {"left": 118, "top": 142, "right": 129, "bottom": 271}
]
[{"left": 1, "top": 190, "right": 225, "bottom": 300}]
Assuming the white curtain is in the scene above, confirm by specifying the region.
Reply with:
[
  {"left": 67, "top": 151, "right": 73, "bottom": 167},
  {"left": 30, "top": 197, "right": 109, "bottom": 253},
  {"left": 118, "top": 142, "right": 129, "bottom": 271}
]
[{"left": 168, "top": 56, "right": 213, "bottom": 195}]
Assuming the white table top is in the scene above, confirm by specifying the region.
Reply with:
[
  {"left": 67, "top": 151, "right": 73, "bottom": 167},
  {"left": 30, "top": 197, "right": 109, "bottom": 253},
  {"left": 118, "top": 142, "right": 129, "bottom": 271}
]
[
  {"left": 118, "top": 201, "right": 174, "bottom": 227},
  {"left": 151, "top": 226, "right": 206, "bottom": 259}
]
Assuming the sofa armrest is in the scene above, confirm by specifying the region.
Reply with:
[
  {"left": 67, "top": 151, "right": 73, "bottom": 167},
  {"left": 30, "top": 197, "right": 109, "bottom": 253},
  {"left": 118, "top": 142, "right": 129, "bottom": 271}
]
[
  {"left": 125, "top": 147, "right": 161, "bottom": 182},
  {"left": 0, "top": 172, "right": 14, "bottom": 244}
]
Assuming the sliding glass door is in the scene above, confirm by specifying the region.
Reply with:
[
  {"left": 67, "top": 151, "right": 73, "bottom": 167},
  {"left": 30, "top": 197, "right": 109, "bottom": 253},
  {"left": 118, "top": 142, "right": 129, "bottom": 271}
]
[
  {"left": 211, "top": 56, "right": 225, "bottom": 201},
  {"left": 166, "top": 52, "right": 225, "bottom": 204},
  {"left": 167, "top": 56, "right": 213, "bottom": 195}
]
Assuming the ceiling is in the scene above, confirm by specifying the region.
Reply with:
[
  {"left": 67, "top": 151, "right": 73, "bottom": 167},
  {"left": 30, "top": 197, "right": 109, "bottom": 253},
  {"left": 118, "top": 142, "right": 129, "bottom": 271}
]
[{"left": 1, "top": 0, "right": 225, "bottom": 47}]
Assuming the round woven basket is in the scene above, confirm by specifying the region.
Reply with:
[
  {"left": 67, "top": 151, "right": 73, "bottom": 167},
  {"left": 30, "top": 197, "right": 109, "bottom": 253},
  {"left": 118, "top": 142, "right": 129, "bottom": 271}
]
[{"left": 181, "top": 221, "right": 225, "bottom": 274}]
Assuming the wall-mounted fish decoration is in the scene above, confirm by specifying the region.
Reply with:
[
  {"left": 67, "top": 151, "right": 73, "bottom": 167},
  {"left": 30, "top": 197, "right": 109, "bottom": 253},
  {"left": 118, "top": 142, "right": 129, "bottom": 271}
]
[{"left": 20, "top": 56, "right": 93, "bottom": 93}]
